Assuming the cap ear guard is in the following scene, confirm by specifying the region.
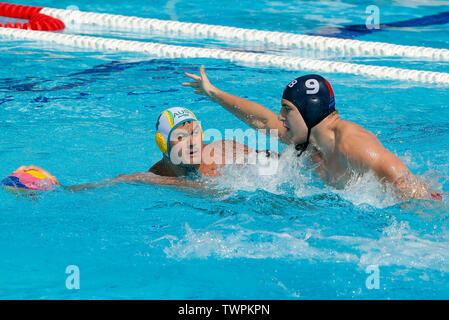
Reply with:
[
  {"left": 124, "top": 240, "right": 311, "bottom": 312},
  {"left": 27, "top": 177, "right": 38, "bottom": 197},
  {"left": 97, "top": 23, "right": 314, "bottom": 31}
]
[{"left": 155, "top": 132, "right": 168, "bottom": 155}]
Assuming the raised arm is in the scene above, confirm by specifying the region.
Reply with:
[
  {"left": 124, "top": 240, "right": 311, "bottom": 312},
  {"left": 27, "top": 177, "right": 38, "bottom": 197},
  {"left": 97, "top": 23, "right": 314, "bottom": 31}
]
[{"left": 183, "top": 65, "right": 288, "bottom": 143}]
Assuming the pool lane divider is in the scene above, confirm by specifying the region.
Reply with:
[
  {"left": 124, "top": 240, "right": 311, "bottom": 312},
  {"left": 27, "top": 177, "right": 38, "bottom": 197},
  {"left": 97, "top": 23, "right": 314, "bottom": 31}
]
[
  {"left": 1, "top": 27, "right": 448, "bottom": 85},
  {"left": 314, "top": 11, "right": 449, "bottom": 39},
  {"left": 0, "top": 2, "right": 64, "bottom": 31},
  {"left": 39, "top": 6, "right": 449, "bottom": 61}
]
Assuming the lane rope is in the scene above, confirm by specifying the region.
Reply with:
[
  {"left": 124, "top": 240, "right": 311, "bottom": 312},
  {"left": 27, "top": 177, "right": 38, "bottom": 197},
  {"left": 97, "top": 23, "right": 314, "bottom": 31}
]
[
  {"left": 1, "top": 27, "right": 448, "bottom": 84},
  {"left": 40, "top": 6, "right": 449, "bottom": 61}
]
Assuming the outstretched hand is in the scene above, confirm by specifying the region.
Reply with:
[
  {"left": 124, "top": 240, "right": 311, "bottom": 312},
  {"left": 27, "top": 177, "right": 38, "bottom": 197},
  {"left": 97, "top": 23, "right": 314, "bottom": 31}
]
[
  {"left": 182, "top": 65, "right": 217, "bottom": 99},
  {"left": 12, "top": 165, "right": 61, "bottom": 185}
]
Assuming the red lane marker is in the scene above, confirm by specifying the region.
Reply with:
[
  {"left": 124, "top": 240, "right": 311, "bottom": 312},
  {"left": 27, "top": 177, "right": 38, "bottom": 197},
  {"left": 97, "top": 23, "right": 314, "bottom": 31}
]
[{"left": 0, "top": 2, "right": 65, "bottom": 31}]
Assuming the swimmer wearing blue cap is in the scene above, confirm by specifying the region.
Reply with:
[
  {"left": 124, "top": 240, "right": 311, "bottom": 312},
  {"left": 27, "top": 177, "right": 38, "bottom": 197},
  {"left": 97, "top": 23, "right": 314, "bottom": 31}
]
[
  {"left": 10, "top": 106, "right": 253, "bottom": 191},
  {"left": 183, "top": 65, "right": 438, "bottom": 200}
]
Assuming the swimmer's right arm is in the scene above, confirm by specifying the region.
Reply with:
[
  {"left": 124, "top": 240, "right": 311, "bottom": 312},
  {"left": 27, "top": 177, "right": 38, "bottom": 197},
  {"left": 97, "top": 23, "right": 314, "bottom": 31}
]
[{"left": 183, "top": 65, "right": 288, "bottom": 143}]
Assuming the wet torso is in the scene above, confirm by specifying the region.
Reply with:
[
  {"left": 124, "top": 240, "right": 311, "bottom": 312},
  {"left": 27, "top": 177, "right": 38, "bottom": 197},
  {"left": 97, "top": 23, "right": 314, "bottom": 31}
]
[{"left": 308, "top": 120, "right": 383, "bottom": 188}]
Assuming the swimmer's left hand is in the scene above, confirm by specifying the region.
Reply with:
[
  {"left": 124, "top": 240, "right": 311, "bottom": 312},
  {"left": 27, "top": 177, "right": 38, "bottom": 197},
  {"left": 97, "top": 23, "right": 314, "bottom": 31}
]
[{"left": 12, "top": 165, "right": 61, "bottom": 185}]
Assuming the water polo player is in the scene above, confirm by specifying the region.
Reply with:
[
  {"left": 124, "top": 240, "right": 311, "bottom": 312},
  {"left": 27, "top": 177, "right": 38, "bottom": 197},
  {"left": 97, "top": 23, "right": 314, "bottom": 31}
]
[
  {"left": 3, "top": 107, "right": 257, "bottom": 191},
  {"left": 183, "top": 66, "right": 442, "bottom": 201},
  {"left": 145, "top": 106, "right": 253, "bottom": 179}
]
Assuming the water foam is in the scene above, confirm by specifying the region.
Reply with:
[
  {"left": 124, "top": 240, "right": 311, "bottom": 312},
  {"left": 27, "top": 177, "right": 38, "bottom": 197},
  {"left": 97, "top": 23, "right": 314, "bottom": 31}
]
[
  {"left": 161, "top": 222, "right": 357, "bottom": 263},
  {"left": 159, "top": 219, "right": 449, "bottom": 274},
  {"left": 208, "top": 145, "right": 403, "bottom": 208},
  {"left": 328, "top": 220, "right": 449, "bottom": 273},
  {"left": 156, "top": 145, "right": 449, "bottom": 274}
]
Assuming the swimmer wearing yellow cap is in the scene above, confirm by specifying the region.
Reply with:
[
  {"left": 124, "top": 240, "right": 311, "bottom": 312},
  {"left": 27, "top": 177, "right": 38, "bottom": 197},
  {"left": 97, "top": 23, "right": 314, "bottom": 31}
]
[
  {"left": 151, "top": 107, "right": 205, "bottom": 179},
  {"left": 8, "top": 107, "right": 255, "bottom": 191}
]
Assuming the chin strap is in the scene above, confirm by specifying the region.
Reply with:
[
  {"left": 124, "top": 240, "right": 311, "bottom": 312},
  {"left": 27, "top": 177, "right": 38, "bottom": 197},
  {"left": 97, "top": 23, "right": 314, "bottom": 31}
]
[{"left": 295, "top": 128, "right": 311, "bottom": 157}]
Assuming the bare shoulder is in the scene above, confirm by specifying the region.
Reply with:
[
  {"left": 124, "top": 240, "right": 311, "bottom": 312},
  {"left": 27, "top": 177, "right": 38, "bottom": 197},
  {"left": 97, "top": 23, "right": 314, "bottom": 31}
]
[
  {"left": 203, "top": 139, "right": 250, "bottom": 165},
  {"left": 335, "top": 121, "right": 411, "bottom": 183},
  {"left": 205, "top": 139, "right": 227, "bottom": 148},
  {"left": 336, "top": 120, "right": 389, "bottom": 167},
  {"left": 206, "top": 139, "right": 235, "bottom": 147},
  {"left": 205, "top": 139, "right": 249, "bottom": 152},
  {"left": 338, "top": 120, "right": 381, "bottom": 149},
  {"left": 339, "top": 120, "right": 377, "bottom": 138}
]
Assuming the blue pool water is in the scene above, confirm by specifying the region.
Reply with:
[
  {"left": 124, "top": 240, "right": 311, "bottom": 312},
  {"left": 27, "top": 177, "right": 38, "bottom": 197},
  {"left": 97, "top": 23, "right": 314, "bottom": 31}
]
[{"left": 1, "top": 0, "right": 448, "bottom": 299}]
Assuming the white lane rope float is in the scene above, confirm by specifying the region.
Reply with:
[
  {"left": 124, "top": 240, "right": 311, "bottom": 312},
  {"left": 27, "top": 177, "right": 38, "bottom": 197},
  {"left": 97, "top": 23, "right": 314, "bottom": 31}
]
[
  {"left": 40, "top": 7, "right": 449, "bottom": 61},
  {"left": 1, "top": 27, "right": 448, "bottom": 85},
  {"left": 1, "top": 3, "right": 448, "bottom": 84}
]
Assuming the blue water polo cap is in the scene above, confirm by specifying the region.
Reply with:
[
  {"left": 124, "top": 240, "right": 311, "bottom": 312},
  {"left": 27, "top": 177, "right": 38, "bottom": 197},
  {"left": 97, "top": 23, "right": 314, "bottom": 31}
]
[{"left": 282, "top": 74, "right": 336, "bottom": 155}]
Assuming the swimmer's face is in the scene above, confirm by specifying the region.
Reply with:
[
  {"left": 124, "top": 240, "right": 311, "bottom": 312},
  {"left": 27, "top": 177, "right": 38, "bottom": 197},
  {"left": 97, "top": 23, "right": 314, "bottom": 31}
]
[
  {"left": 169, "top": 121, "right": 202, "bottom": 165},
  {"left": 278, "top": 99, "right": 308, "bottom": 144}
]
